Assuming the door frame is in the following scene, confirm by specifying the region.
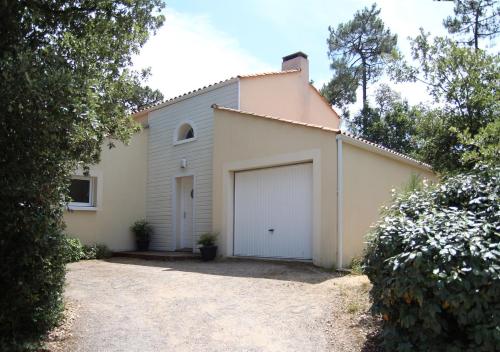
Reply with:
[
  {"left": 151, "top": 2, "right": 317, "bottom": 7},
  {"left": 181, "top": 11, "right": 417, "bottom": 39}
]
[
  {"left": 221, "top": 149, "right": 322, "bottom": 262},
  {"left": 172, "top": 174, "right": 196, "bottom": 252}
]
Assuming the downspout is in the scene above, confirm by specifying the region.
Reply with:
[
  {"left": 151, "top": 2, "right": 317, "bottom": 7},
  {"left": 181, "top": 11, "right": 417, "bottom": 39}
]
[{"left": 336, "top": 134, "right": 344, "bottom": 269}]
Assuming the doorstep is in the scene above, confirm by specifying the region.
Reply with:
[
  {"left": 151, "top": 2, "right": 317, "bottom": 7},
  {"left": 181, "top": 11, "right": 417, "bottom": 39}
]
[{"left": 113, "top": 250, "right": 200, "bottom": 261}]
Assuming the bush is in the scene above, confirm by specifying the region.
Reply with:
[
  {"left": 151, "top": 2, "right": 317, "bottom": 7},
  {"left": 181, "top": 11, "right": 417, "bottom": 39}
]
[
  {"left": 130, "top": 219, "right": 153, "bottom": 241},
  {"left": 197, "top": 233, "right": 217, "bottom": 247},
  {"left": 350, "top": 256, "right": 364, "bottom": 275},
  {"left": 0, "top": 223, "right": 67, "bottom": 351},
  {"left": 364, "top": 165, "right": 499, "bottom": 351},
  {"left": 61, "top": 235, "right": 111, "bottom": 262},
  {"left": 83, "top": 244, "right": 112, "bottom": 260},
  {"left": 63, "top": 236, "right": 85, "bottom": 263}
]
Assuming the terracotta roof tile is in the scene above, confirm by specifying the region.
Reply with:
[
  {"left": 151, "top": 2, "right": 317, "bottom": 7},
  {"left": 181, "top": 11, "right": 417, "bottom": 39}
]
[
  {"left": 238, "top": 69, "right": 300, "bottom": 78},
  {"left": 340, "top": 131, "right": 432, "bottom": 169},
  {"left": 132, "top": 77, "right": 238, "bottom": 115},
  {"left": 308, "top": 84, "right": 341, "bottom": 119},
  {"left": 212, "top": 104, "right": 431, "bottom": 170},
  {"left": 132, "top": 70, "right": 301, "bottom": 115},
  {"left": 211, "top": 105, "right": 340, "bottom": 133}
]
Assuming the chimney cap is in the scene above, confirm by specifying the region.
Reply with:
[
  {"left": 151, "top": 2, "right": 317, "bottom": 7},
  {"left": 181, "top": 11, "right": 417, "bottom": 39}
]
[{"left": 282, "top": 51, "right": 308, "bottom": 62}]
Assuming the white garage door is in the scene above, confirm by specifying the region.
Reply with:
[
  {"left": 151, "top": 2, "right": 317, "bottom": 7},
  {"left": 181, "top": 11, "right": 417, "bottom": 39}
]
[{"left": 234, "top": 163, "right": 313, "bottom": 259}]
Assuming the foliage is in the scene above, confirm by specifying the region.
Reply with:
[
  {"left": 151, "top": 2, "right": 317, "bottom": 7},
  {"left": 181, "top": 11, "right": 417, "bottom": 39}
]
[
  {"left": 197, "top": 233, "right": 218, "bottom": 247},
  {"left": 399, "top": 173, "right": 425, "bottom": 195},
  {"left": 443, "top": 0, "right": 500, "bottom": 49},
  {"left": 63, "top": 236, "right": 86, "bottom": 263},
  {"left": 350, "top": 256, "right": 364, "bottom": 275},
  {"left": 391, "top": 32, "right": 499, "bottom": 172},
  {"left": 364, "top": 165, "right": 500, "bottom": 351},
  {"left": 62, "top": 236, "right": 111, "bottom": 262},
  {"left": 320, "top": 59, "right": 359, "bottom": 116},
  {"left": 0, "top": 1, "right": 164, "bottom": 349},
  {"left": 0, "top": 225, "right": 68, "bottom": 351},
  {"left": 323, "top": 3, "right": 398, "bottom": 110},
  {"left": 130, "top": 219, "right": 153, "bottom": 242},
  {"left": 460, "top": 119, "right": 500, "bottom": 167},
  {"left": 82, "top": 244, "right": 113, "bottom": 260},
  {"left": 349, "top": 85, "right": 419, "bottom": 155}
]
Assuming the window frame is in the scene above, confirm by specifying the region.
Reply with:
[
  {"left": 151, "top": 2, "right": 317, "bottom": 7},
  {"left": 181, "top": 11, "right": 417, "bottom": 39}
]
[
  {"left": 173, "top": 121, "right": 197, "bottom": 145},
  {"left": 68, "top": 176, "right": 95, "bottom": 209}
]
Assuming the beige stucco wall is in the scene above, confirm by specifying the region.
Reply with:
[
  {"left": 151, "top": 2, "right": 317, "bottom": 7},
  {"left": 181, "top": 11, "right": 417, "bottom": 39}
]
[
  {"left": 212, "top": 108, "right": 339, "bottom": 268},
  {"left": 239, "top": 72, "right": 340, "bottom": 129},
  {"left": 64, "top": 129, "right": 148, "bottom": 251},
  {"left": 341, "top": 141, "right": 436, "bottom": 267}
]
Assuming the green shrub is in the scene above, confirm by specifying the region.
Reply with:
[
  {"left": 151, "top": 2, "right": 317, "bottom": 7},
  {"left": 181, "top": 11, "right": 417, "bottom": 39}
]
[
  {"left": 61, "top": 235, "right": 112, "bottom": 262},
  {"left": 364, "top": 165, "right": 499, "bottom": 351},
  {"left": 197, "top": 233, "right": 218, "bottom": 247},
  {"left": 0, "top": 221, "right": 67, "bottom": 351},
  {"left": 350, "top": 256, "right": 364, "bottom": 275},
  {"left": 130, "top": 219, "right": 153, "bottom": 241},
  {"left": 63, "top": 236, "right": 85, "bottom": 263},
  {"left": 82, "top": 244, "right": 112, "bottom": 260},
  {"left": 82, "top": 244, "right": 97, "bottom": 260},
  {"left": 95, "top": 244, "right": 112, "bottom": 259}
]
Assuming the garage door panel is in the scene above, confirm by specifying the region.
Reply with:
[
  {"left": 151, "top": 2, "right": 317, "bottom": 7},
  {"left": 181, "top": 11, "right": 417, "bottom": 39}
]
[{"left": 234, "top": 163, "right": 312, "bottom": 259}]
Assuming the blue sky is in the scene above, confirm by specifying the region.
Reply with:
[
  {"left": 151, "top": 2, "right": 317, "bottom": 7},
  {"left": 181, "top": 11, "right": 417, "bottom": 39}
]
[{"left": 134, "top": 0, "right": 456, "bottom": 109}]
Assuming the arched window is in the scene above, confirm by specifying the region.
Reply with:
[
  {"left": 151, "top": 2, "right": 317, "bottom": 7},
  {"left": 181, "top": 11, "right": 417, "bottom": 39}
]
[{"left": 174, "top": 122, "right": 196, "bottom": 144}]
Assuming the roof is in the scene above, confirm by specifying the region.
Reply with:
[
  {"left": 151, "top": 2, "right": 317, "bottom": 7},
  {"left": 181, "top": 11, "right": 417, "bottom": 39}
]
[
  {"left": 132, "top": 69, "right": 300, "bottom": 116},
  {"left": 212, "top": 105, "right": 432, "bottom": 171},
  {"left": 339, "top": 132, "right": 432, "bottom": 170},
  {"left": 211, "top": 105, "right": 339, "bottom": 133},
  {"left": 239, "top": 69, "right": 300, "bottom": 79}
]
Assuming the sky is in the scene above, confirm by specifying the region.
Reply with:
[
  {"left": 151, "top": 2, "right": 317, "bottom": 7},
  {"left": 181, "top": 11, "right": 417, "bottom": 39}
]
[{"left": 133, "top": 0, "right": 457, "bottom": 110}]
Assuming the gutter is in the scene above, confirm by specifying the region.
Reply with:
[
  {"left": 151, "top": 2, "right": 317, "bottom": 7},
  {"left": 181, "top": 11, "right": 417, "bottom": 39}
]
[
  {"left": 336, "top": 134, "right": 344, "bottom": 269},
  {"left": 338, "top": 133, "right": 432, "bottom": 171}
]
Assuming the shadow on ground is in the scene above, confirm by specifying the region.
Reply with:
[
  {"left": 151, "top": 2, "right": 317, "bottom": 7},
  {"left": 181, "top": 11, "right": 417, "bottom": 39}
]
[
  {"left": 360, "top": 328, "right": 383, "bottom": 352},
  {"left": 103, "top": 256, "right": 346, "bottom": 284}
]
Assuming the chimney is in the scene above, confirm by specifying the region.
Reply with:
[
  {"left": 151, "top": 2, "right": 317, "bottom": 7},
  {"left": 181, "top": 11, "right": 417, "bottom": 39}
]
[{"left": 282, "top": 51, "right": 309, "bottom": 81}]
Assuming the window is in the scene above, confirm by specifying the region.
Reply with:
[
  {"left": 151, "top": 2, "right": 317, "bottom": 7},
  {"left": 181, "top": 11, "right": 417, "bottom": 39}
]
[
  {"left": 174, "top": 122, "right": 196, "bottom": 144},
  {"left": 69, "top": 176, "right": 95, "bottom": 207}
]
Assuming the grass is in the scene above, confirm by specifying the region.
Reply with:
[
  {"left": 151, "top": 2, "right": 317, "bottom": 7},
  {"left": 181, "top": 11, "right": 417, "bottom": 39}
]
[
  {"left": 347, "top": 301, "right": 362, "bottom": 314},
  {"left": 350, "top": 256, "right": 364, "bottom": 275}
]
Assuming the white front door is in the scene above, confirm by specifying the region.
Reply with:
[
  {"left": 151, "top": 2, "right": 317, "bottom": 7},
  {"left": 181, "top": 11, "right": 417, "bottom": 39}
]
[
  {"left": 180, "top": 176, "right": 194, "bottom": 249},
  {"left": 234, "top": 163, "right": 313, "bottom": 259}
]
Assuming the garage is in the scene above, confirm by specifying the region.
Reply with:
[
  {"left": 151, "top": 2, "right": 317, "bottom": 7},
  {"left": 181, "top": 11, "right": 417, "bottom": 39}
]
[{"left": 233, "top": 163, "right": 313, "bottom": 259}]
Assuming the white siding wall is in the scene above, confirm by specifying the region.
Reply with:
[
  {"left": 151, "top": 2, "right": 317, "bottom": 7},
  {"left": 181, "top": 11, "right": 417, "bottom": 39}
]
[{"left": 147, "top": 82, "right": 239, "bottom": 250}]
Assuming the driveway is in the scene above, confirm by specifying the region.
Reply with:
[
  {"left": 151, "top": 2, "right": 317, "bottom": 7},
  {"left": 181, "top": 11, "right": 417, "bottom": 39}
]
[{"left": 48, "top": 258, "right": 375, "bottom": 352}]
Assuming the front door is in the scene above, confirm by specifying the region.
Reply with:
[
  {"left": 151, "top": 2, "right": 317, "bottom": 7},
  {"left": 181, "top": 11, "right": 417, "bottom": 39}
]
[{"left": 179, "top": 176, "right": 194, "bottom": 250}]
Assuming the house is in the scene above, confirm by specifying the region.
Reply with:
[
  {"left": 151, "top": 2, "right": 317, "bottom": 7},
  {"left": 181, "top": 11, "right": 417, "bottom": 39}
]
[{"left": 64, "top": 52, "right": 434, "bottom": 268}]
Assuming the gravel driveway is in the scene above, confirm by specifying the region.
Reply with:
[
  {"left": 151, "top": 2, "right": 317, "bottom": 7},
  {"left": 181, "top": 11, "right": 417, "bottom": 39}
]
[{"left": 49, "top": 258, "right": 375, "bottom": 352}]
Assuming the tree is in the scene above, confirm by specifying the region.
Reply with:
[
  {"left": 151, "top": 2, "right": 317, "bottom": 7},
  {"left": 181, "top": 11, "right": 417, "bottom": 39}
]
[
  {"left": 323, "top": 3, "right": 398, "bottom": 110},
  {"left": 0, "top": 1, "right": 164, "bottom": 349},
  {"left": 460, "top": 119, "right": 500, "bottom": 166},
  {"left": 320, "top": 59, "right": 359, "bottom": 117},
  {"left": 391, "top": 32, "right": 499, "bottom": 172},
  {"left": 349, "top": 84, "right": 418, "bottom": 155},
  {"left": 443, "top": 0, "right": 500, "bottom": 50}
]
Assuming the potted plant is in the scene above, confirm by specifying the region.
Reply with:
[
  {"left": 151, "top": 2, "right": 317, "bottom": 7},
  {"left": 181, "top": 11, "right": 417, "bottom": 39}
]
[
  {"left": 197, "top": 232, "right": 218, "bottom": 261},
  {"left": 130, "top": 219, "right": 153, "bottom": 251}
]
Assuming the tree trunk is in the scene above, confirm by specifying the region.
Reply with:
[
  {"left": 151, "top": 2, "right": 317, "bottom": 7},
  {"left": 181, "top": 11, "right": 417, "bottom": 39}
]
[
  {"left": 474, "top": 8, "right": 479, "bottom": 50},
  {"left": 361, "top": 58, "right": 368, "bottom": 109}
]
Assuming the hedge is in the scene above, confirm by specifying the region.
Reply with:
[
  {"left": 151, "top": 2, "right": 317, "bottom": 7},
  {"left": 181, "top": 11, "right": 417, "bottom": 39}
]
[{"left": 364, "top": 165, "right": 500, "bottom": 351}]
